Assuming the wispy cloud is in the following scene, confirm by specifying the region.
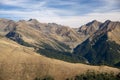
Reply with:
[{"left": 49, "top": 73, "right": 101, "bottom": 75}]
[
  {"left": 93, "top": 0, "right": 120, "bottom": 12},
  {"left": 0, "top": 0, "right": 120, "bottom": 27}
]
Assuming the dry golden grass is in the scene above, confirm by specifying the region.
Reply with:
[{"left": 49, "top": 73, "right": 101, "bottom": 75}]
[
  {"left": 16, "top": 21, "right": 83, "bottom": 49},
  {"left": 108, "top": 25, "right": 120, "bottom": 45},
  {"left": 0, "top": 37, "right": 119, "bottom": 80}
]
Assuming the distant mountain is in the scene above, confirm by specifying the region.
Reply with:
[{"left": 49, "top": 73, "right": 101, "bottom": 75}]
[
  {"left": 78, "top": 20, "right": 102, "bottom": 35},
  {"left": 0, "top": 18, "right": 83, "bottom": 49},
  {"left": 1, "top": 18, "right": 120, "bottom": 66},
  {"left": 74, "top": 20, "right": 120, "bottom": 66},
  {"left": 0, "top": 18, "right": 86, "bottom": 62},
  {"left": 0, "top": 18, "right": 16, "bottom": 36}
]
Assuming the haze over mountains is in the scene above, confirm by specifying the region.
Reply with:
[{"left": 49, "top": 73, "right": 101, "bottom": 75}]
[{"left": 0, "top": 18, "right": 120, "bottom": 80}]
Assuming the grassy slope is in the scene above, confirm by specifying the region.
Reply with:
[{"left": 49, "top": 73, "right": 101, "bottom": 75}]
[{"left": 0, "top": 37, "right": 119, "bottom": 80}]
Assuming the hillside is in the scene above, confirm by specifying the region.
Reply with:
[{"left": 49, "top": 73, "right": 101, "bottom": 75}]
[
  {"left": 1, "top": 18, "right": 120, "bottom": 66},
  {"left": 0, "top": 18, "right": 87, "bottom": 62},
  {"left": 74, "top": 20, "right": 120, "bottom": 66},
  {"left": 0, "top": 37, "right": 119, "bottom": 80},
  {"left": 0, "top": 18, "right": 83, "bottom": 50}
]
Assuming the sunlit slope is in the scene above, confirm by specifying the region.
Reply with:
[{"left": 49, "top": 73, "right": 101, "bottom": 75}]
[
  {"left": 74, "top": 20, "right": 120, "bottom": 66},
  {"left": 0, "top": 18, "right": 83, "bottom": 52},
  {"left": 0, "top": 37, "right": 119, "bottom": 80}
]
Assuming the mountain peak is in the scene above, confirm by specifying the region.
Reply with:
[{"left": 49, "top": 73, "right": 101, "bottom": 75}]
[
  {"left": 91, "top": 20, "right": 99, "bottom": 23},
  {"left": 18, "top": 20, "right": 26, "bottom": 22},
  {"left": 103, "top": 20, "right": 111, "bottom": 24},
  {"left": 78, "top": 20, "right": 102, "bottom": 35},
  {"left": 99, "top": 20, "right": 120, "bottom": 32},
  {"left": 48, "top": 23, "right": 58, "bottom": 26},
  {"left": 86, "top": 20, "right": 100, "bottom": 26},
  {"left": 105, "top": 20, "right": 111, "bottom": 22},
  {"left": 74, "top": 21, "right": 120, "bottom": 66},
  {"left": 92, "top": 20, "right": 98, "bottom": 22},
  {"left": 28, "top": 19, "right": 39, "bottom": 23},
  {"left": 0, "top": 18, "right": 14, "bottom": 22}
]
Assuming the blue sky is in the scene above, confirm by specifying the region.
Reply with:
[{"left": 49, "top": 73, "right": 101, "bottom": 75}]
[{"left": 0, "top": 0, "right": 120, "bottom": 27}]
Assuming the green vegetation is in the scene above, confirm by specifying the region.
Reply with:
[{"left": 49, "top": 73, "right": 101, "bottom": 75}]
[
  {"left": 34, "top": 76, "right": 54, "bottom": 80},
  {"left": 66, "top": 71, "right": 120, "bottom": 80},
  {"left": 37, "top": 45, "right": 86, "bottom": 63},
  {"left": 115, "top": 62, "right": 120, "bottom": 68},
  {"left": 6, "top": 31, "right": 33, "bottom": 47},
  {"left": 74, "top": 34, "right": 120, "bottom": 66},
  {"left": 37, "top": 41, "right": 86, "bottom": 63},
  {"left": 6, "top": 31, "right": 120, "bottom": 67},
  {"left": 6, "top": 31, "right": 86, "bottom": 63},
  {"left": 33, "top": 71, "right": 120, "bottom": 80},
  {"left": 52, "top": 39, "right": 71, "bottom": 50},
  {"left": 16, "top": 38, "right": 33, "bottom": 47}
]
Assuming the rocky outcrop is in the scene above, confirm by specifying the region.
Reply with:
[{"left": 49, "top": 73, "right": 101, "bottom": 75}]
[{"left": 78, "top": 20, "right": 102, "bottom": 35}]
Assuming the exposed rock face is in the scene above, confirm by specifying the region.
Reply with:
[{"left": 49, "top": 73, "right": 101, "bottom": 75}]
[
  {"left": 89, "top": 20, "right": 120, "bottom": 44},
  {"left": 78, "top": 20, "right": 102, "bottom": 35},
  {"left": 74, "top": 20, "right": 120, "bottom": 66}
]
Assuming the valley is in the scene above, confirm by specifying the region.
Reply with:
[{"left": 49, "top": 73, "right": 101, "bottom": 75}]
[{"left": 0, "top": 18, "right": 120, "bottom": 80}]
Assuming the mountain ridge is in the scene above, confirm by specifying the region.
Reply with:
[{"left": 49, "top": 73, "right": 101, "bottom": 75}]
[
  {"left": 74, "top": 20, "right": 120, "bottom": 66},
  {"left": 78, "top": 20, "right": 102, "bottom": 36},
  {"left": 0, "top": 18, "right": 120, "bottom": 65}
]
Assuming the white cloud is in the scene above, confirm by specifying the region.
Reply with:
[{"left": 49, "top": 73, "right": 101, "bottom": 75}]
[
  {"left": 94, "top": 0, "right": 120, "bottom": 12},
  {"left": 0, "top": 0, "right": 120, "bottom": 28},
  {"left": 54, "top": 12, "right": 120, "bottom": 27},
  {"left": 1, "top": 10, "right": 119, "bottom": 28},
  {"left": 0, "top": 0, "right": 47, "bottom": 10}
]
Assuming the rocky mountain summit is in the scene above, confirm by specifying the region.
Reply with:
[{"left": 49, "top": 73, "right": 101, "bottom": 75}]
[{"left": 78, "top": 20, "right": 102, "bottom": 35}]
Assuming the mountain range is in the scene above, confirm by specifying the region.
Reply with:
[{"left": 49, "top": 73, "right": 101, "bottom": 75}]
[
  {"left": 0, "top": 18, "right": 86, "bottom": 63},
  {"left": 74, "top": 20, "right": 120, "bottom": 66},
  {"left": 0, "top": 18, "right": 120, "bottom": 65},
  {"left": 0, "top": 18, "right": 120, "bottom": 80}
]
